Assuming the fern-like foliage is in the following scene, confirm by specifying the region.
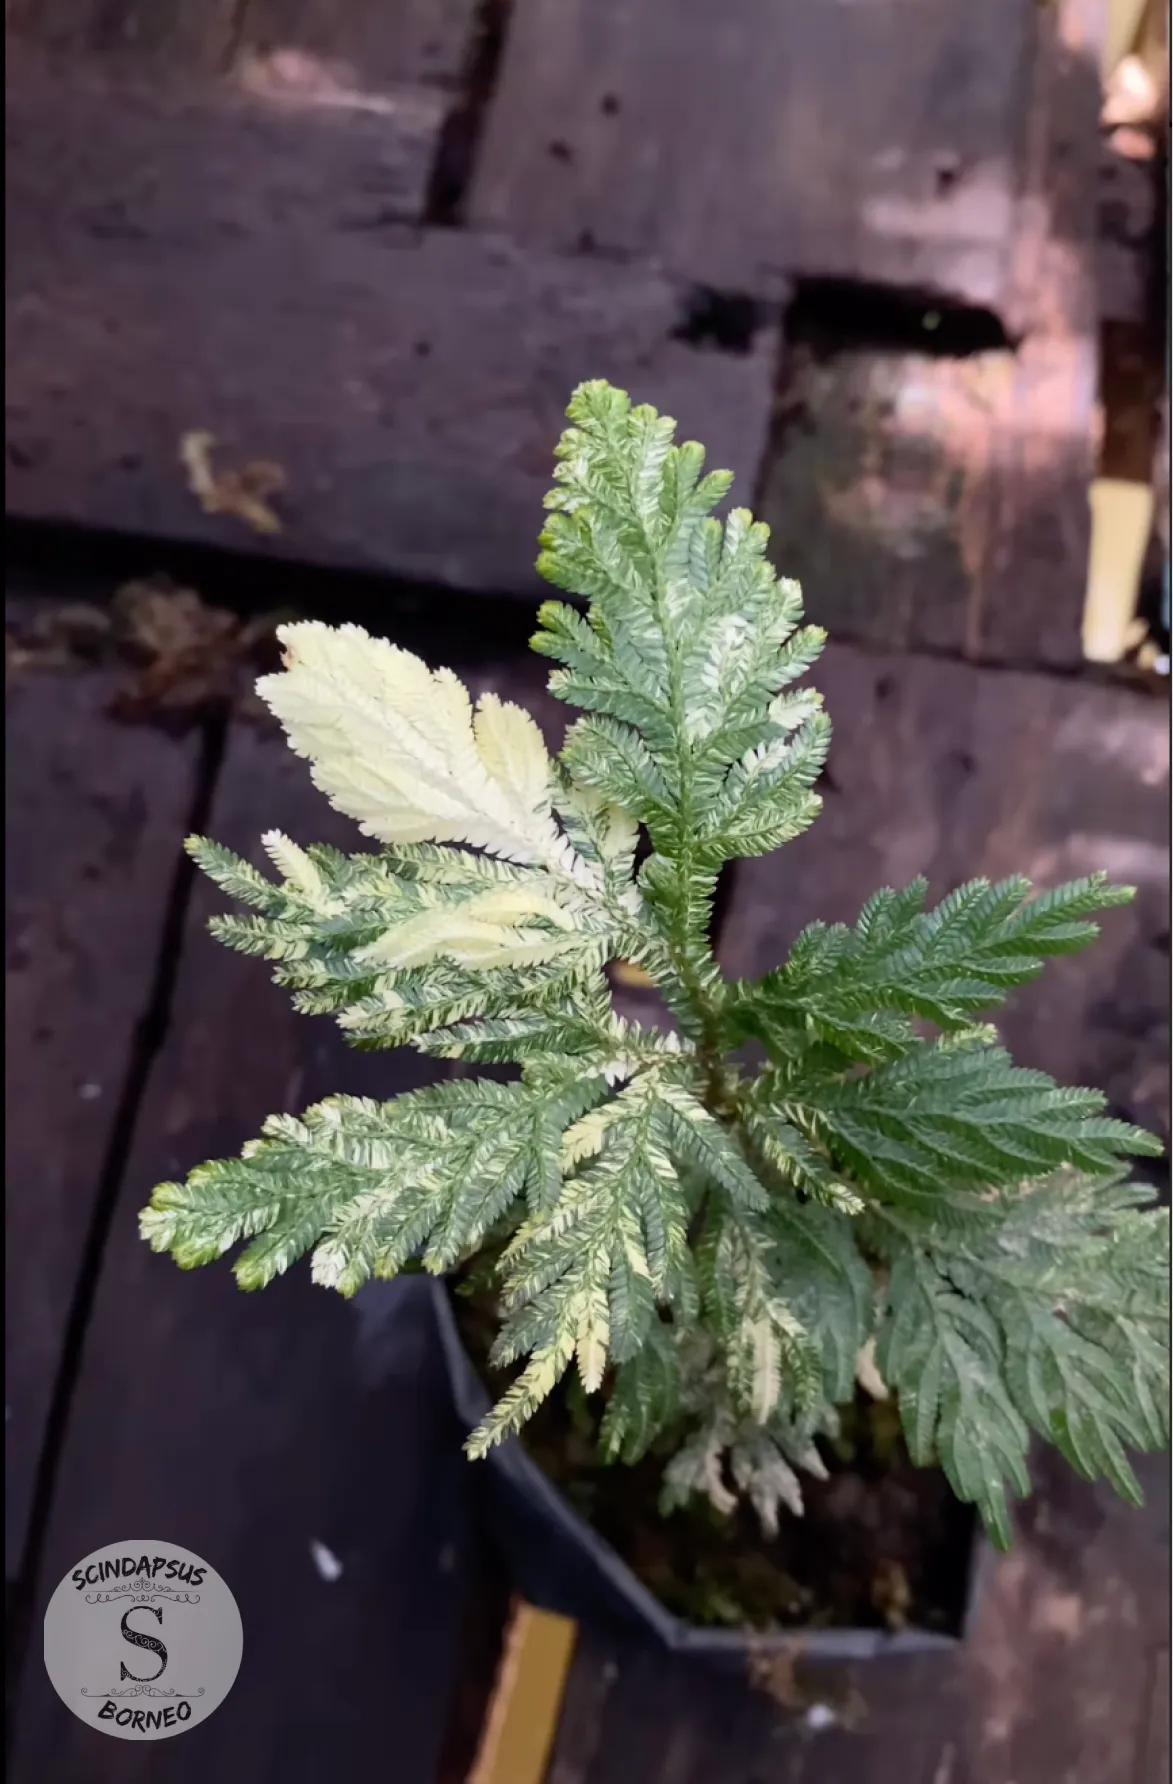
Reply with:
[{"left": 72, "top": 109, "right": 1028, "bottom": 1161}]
[{"left": 140, "top": 381, "right": 1167, "bottom": 1553}]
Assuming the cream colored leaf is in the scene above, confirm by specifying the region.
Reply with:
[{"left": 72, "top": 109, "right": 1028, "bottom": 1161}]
[
  {"left": 260, "top": 831, "right": 336, "bottom": 909},
  {"left": 749, "top": 1315, "right": 783, "bottom": 1423},
  {"left": 256, "top": 622, "right": 563, "bottom": 864},
  {"left": 856, "top": 1337, "right": 889, "bottom": 1401},
  {"left": 473, "top": 696, "right": 554, "bottom": 837},
  {"left": 353, "top": 906, "right": 580, "bottom": 972},
  {"left": 576, "top": 1289, "right": 610, "bottom": 1393},
  {"left": 456, "top": 885, "right": 576, "bottom": 931}
]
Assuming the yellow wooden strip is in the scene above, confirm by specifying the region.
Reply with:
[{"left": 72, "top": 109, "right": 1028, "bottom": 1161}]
[
  {"left": 611, "top": 960, "right": 656, "bottom": 990},
  {"left": 1083, "top": 478, "right": 1154, "bottom": 662},
  {"left": 1103, "top": 0, "right": 1149, "bottom": 78},
  {"left": 468, "top": 1600, "right": 578, "bottom": 1784}
]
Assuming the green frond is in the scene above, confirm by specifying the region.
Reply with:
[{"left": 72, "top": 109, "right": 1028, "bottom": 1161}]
[
  {"left": 876, "top": 1249, "right": 1031, "bottom": 1550},
  {"left": 764, "top": 1199, "right": 874, "bottom": 1403},
  {"left": 872, "top": 1170, "right": 1169, "bottom": 1540},
  {"left": 754, "top": 1042, "right": 1159, "bottom": 1215},
  {"left": 141, "top": 1078, "right": 610, "bottom": 1300},
  {"left": 727, "top": 873, "right": 1137, "bottom": 1060}
]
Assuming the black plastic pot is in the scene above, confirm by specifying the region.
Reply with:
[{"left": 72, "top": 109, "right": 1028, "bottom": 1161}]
[{"left": 431, "top": 1282, "right": 994, "bottom": 1660}]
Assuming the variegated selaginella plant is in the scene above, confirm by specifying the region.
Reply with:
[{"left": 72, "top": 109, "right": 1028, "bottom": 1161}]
[{"left": 142, "top": 381, "right": 1168, "bottom": 1549}]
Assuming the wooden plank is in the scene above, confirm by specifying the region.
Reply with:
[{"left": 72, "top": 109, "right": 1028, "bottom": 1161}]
[
  {"left": 756, "top": 331, "right": 1096, "bottom": 668},
  {"left": 5, "top": 50, "right": 446, "bottom": 247},
  {"left": 470, "top": 0, "right": 1037, "bottom": 311},
  {"left": 968, "top": 0, "right": 1106, "bottom": 664},
  {"left": 546, "top": 1629, "right": 619, "bottom": 1784},
  {"left": 434, "top": 1526, "right": 514, "bottom": 1784},
  {"left": 549, "top": 1637, "right": 965, "bottom": 1784},
  {"left": 6, "top": 714, "right": 471, "bottom": 1782},
  {"left": 237, "top": 0, "right": 480, "bottom": 91},
  {"left": 963, "top": 1449, "right": 1170, "bottom": 1783},
  {"left": 755, "top": 0, "right": 1110, "bottom": 671},
  {"left": 757, "top": 340, "right": 1021, "bottom": 661},
  {"left": 1139, "top": 1648, "right": 1170, "bottom": 1784},
  {"left": 6, "top": 0, "right": 479, "bottom": 87},
  {"left": 5, "top": 88, "right": 782, "bottom": 591},
  {"left": 6, "top": 0, "right": 242, "bottom": 75},
  {"left": 4, "top": 640, "right": 201, "bottom": 1584},
  {"left": 1098, "top": 142, "right": 1160, "bottom": 326},
  {"left": 719, "top": 643, "right": 1170, "bottom": 1158}
]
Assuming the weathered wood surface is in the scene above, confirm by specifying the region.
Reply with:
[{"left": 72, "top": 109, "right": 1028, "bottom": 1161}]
[
  {"left": 6, "top": 0, "right": 1119, "bottom": 674},
  {"left": 7, "top": 0, "right": 476, "bottom": 87},
  {"left": 4, "top": 649, "right": 201, "bottom": 1585},
  {"left": 6, "top": 0, "right": 245, "bottom": 76},
  {"left": 6, "top": 715, "right": 472, "bottom": 1782},
  {"left": 963, "top": 1448, "right": 1169, "bottom": 1784},
  {"left": 5, "top": 50, "right": 447, "bottom": 265},
  {"left": 1139, "top": 1647, "right": 1170, "bottom": 1784},
  {"left": 758, "top": 344, "right": 1039, "bottom": 662},
  {"left": 970, "top": 0, "right": 1105, "bottom": 666},
  {"left": 550, "top": 1639, "right": 969, "bottom": 1783},
  {"left": 4, "top": 614, "right": 578, "bottom": 1774},
  {"left": 719, "top": 642, "right": 1170, "bottom": 1156},
  {"left": 1100, "top": 318, "right": 1166, "bottom": 485},
  {"left": 757, "top": 320, "right": 1105, "bottom": 667},
  {"left": 1098, "top": 142, "right": 1161, "bottom": 327},
  {"left": 5, "top": 77, "right": 781, "bottom": 591},
  {"left": 237, "top": 0, "right": 479, "bottom": 92},
  {"left": 756, "top": 0, "right": 1111, "bottom": 671},
  {"left": 471, "top": 0, "right": 1038, "bottom": 312}
]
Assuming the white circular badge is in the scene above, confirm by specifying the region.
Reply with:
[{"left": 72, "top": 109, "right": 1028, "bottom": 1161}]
[{"left": 43, "top": 1540, "right": 243, "bottom": 1740}]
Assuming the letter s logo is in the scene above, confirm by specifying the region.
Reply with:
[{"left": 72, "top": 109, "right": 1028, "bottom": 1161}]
[{"left": 118, "top": 1606, "right": 167, "bottom": 1682}]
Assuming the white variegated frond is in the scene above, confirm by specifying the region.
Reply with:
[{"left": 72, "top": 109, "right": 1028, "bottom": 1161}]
[{"left": 257, "top": 622, "right": 567, "bottom": 866}]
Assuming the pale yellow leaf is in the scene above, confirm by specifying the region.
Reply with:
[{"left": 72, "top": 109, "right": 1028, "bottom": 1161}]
[
  {"left": 256, "top": 622, "right": 563, "bottom": 863},
  {"left": 260, "top": 830, "right": 335, "bottom": 908},
  {"left": 576, "top": 1293, "right": 610, "bottom": 1394}
]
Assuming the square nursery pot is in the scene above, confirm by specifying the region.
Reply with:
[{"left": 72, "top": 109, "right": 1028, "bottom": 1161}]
[{"left": 431, "top": 1282, "right": 996, "bottom": 1664}]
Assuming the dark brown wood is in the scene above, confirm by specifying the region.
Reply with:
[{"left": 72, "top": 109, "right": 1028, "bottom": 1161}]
[
  {"left": 1098, "top": 142, "right": 1161, "bottom": 327},
  {"left": 549, "top": 1636, "right": 967, "bottom": 1783},
  {"left": 433, "top": 1528, "right": 513, "bottom": 1784},
  {"left": 7, "top": 0, "right": 243, "bottom": 74},
  {"left": 7, "top": 0, "right": 478, "bottom": 87},
  {"left": 237, "top": 0, "right": 479, "bottom": 91},
  {"left": 755, "top": 0, "right": 1109, "bottom": 670},
  {"left": 1100, "top": 318, "right": 1165, "bottom": 485},
  {"left": 545, "top": 1630, "right": 619, "bottom": 1784},
  {"left": 962, "top": 1449, "right": 1170, "bottom": 1784},
  {"left": 755, "top": 327, "right": 1099, "bottom": 668},
  {"left": 968, "top": 0, "right": 1106, "bottom": 664},
  {"left": 5, "top": 50, "right": 447, "bottom": 254},
  {"left": 4, "top": 645, "right": 201, "bottom": 1584},
  {"left": 757, "top": 343, "right": 1019, "bottom": 660},
  {"left": 6, "top": 79, "right": 782, "bottom": 593},
  {"left": 1140, "top": 1648, "right": 1170, "bottom": 1784},
  {"left": 471, "top": 0, "right": 1037, "bottom": 311},
  {"left": 6, "top": 715, "right": 471, "bottom": 1782},
  {"left": 719, "top": 642, "right": 1170, "bottom": 1157}
]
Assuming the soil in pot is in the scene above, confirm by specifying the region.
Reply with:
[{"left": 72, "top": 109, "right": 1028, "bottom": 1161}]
[{"left": 452, "top": 1281, "right": 976, "bottom": 1636}]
